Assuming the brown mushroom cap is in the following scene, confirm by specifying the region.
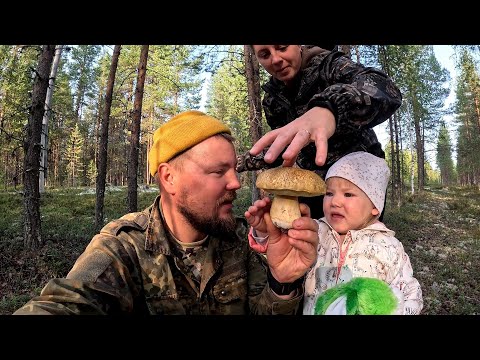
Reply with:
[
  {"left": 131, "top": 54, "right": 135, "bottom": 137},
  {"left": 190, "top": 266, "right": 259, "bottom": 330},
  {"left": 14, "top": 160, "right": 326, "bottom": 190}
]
[{"left": 256, "top": 167, "right": 326, "bottom": 197}]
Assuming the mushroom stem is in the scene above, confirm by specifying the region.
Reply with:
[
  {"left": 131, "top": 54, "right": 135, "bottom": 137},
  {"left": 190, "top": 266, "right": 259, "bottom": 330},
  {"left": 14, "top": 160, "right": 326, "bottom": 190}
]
[{"left": 270, "top": 195, "right": 301, "bottom": 229}]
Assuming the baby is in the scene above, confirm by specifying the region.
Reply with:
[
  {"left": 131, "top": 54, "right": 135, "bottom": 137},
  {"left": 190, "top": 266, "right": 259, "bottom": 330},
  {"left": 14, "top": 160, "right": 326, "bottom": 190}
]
[{"left": 246, "top": 151, "right": 423, "bottom": 315}]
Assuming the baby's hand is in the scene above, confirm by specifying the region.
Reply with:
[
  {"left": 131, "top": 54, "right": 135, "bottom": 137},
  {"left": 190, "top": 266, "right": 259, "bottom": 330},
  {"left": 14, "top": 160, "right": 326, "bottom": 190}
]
[
  {"left": 245, "top": 197, "right": 272, "bottom": 254},
  {"left": 248, "top": 228, "right": 268, "bottom": 253},
  {"left": 244, "top": 197, "right": 271, "bottom": 234}
]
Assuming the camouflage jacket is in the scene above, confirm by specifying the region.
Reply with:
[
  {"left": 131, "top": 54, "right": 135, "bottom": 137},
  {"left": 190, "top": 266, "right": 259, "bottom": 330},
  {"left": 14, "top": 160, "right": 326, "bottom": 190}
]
[
  {"left": 237, "top": 45, "right": 402, "bottom": 178},
  {"left": 14, "top": 196, "right": 302, "bottom": 315}
]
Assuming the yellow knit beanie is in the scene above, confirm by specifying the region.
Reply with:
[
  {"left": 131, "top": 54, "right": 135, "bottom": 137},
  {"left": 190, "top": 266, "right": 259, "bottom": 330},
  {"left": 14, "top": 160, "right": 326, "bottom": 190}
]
[{"left": 148, "top": 110, "right": 231, "bottom": 176}]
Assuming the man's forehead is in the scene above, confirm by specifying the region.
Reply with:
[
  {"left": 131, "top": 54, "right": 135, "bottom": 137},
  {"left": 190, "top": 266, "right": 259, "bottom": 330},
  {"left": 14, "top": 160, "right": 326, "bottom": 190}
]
[{"left": 186, "top": 137, "right": 236, "bottom": 165}]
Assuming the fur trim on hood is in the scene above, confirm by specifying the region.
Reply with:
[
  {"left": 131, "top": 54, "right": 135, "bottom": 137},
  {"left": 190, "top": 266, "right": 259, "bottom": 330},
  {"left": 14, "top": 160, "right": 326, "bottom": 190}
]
[{"left": 301, "top": 45, "right": 332, "bottom": 69}]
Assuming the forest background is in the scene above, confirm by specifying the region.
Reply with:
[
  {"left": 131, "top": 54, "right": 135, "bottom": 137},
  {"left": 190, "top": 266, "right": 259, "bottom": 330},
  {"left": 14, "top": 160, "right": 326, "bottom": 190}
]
[{"left": 0, "top": 45, "right": 478, "bottom": 315}]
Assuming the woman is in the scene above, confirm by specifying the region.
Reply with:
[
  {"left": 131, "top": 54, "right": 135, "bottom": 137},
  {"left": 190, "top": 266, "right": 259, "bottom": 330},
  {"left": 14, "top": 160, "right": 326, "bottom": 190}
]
[{"left": 237, "top": 45, "right": 402, "bottom": 219}]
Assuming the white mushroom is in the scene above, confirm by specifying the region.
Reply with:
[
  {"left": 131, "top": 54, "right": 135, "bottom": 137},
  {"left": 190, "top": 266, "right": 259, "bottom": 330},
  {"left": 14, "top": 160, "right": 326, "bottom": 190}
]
[{"left": 256, "top": 167, "right": 326, "bottom": 229}]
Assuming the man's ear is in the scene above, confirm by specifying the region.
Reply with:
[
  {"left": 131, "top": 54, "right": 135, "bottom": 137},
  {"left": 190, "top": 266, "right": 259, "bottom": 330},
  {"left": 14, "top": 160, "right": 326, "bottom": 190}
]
[
  {"left": 158, "top": 164, "right": 176, "bottom": 193},
  {"left": 372, "top": 208, "right": 379, "bottom": 216}
]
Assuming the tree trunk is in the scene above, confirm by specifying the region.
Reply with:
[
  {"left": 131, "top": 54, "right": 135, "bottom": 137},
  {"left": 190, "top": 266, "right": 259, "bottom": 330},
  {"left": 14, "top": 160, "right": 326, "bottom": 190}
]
[
  {"left": 414, "top": 115, "right": 425, "bottom": 191},
  {"left": 95, "top": 45, "right": 121, "bottom": 232},
  {"left": 409, "top": 123, "right": 415, "bottom": 195},
  {"left": 244, "top": 45, "right": 263, "bottom": 203},
  {"left": 410, "top": 90, "right": 425, "bottom": 192},
  {"left": 394, "top": 111, "right": 402, "bottom": 205},
  {"left": 388, "top": 111, "right": 396, "bottom": 204},
  {"left": 379, "top": 45, "right": 400, "bottom": 207},
  {"left": 40, "top": 45, "right": 63, "bottom": 193},
  {"left": 23, "top": 45, "right": 55, "bottom": 249},
  {"left": 127, "top": 45, "right": 149, "bottom": 213},
  {"left": 474, "top": 94, "right": 480, "bottom": 135}
]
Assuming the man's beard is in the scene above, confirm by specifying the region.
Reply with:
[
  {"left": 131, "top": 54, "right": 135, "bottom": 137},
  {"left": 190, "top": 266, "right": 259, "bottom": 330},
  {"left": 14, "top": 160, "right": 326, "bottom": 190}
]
[{"left": 178, "top": 191, "right": 237, "bottom": 238}]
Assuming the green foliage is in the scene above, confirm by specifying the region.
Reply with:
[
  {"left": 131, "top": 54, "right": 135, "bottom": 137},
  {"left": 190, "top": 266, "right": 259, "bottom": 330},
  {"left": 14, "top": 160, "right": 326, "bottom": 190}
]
[
  {"left": 454, "top": 49, "right": 480, "bottom": 186},
  {"left": 86, "top": 159, "right": 96, "bottom": 186},
  {"left": 2, "top": 44, "right": 480, "bottom": 195},
  {"left": 64, "top": 123, "right": 84, "bottom": 187},
  {"left": 360, "top": 45, "right": 451, "bottom": 191},
  {"left": 385, "top": 138, "right": 441, "bottom": 190},
  {"left": 436, "top": 122, "right": 456, "bottom": 185},
  {"left": 424, "top": 161, "right": 440, "bottom": 185},
  {"left": 0, "top": 191, "right": 23, "bottom": 238},
  {"left": 0, "top": 46, "right": 40, "bottom": 188},
  {"left": 205, "top": 45, "right": 251, "bottom": 153},
  {"left": 232, "top": 184, "right": 253, "bottom": 218},
  {"left": 67, "top": 45, "right": 102, "bottom": 117},
  {"left": 48, "top": 55, "right": 77, "bottom": 187},
  {"left": 0, "top": 294, "right": 32, "bottom": 314},
  {"left": 0, "top": 186, "right": 160, "bottom": 315},
  {"left": 145, "top": 45, "right": 203, "bottom": 116}
]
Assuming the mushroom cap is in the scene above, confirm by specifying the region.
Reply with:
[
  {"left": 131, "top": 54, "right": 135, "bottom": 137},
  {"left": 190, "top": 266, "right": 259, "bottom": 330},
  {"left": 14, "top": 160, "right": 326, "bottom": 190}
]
[{"left": 256, "top": 167, "right": 326, "bottom": 197}]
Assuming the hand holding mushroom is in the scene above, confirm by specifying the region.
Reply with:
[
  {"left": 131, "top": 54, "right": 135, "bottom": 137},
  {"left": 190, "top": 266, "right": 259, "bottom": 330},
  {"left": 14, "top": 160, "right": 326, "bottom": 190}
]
[
  {"left": 251, "top": 199, "right": 320, "bottom": 283},
  {"left": 246, "top": 197, "right": 313, "bottom": 253},
  {"left": 256, "top": 167, "right": 326, "bottom": 229},
  {"left": 246, "top": 166, "right": 325, "bottom": 283}
]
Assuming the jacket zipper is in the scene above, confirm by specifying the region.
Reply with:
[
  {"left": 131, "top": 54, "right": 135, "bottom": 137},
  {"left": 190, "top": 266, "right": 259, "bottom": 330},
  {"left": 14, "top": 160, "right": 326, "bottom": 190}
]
[{"left": 335, "top": 232, "right": 353, "bottom": 284}]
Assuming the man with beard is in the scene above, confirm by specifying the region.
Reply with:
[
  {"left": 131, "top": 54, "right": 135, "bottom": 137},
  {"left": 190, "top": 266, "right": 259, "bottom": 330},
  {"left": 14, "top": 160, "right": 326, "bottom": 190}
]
[{"left": 14, "top": 110, "right": 319, "bottom": 315}]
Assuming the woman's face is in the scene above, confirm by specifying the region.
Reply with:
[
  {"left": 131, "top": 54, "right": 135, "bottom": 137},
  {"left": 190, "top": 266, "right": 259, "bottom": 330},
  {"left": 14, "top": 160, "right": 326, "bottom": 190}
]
[{"left": 253, "top": 45, "right": 302, "bottom": 86}]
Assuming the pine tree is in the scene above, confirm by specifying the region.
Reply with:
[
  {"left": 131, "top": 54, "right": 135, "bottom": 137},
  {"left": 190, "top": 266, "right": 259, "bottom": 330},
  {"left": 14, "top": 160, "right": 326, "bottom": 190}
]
[
  {"left": 436, "top": 122, "right": 456, "bottom": 186},
  {"left": 65, "top": 123, "right": 84, "bottom": 187}
]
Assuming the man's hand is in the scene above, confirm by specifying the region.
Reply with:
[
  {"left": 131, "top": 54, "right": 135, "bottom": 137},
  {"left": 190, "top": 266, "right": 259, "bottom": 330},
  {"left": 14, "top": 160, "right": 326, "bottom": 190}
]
[{"left": 264, "top": 203, "right": 319, "bottom": 283}]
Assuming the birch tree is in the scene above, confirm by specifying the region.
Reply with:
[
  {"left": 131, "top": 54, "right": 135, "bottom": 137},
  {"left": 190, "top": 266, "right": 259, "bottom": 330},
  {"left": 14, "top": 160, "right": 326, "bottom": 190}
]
[{"left": 39, "top": 45, "right": 63, "bottom": 193}]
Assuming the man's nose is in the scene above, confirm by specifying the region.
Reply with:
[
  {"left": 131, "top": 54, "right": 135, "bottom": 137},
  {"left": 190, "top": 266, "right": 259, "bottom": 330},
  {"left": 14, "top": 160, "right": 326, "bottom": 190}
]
[{"left": 227, "top": 170, "right": 241, "bottom": 190}]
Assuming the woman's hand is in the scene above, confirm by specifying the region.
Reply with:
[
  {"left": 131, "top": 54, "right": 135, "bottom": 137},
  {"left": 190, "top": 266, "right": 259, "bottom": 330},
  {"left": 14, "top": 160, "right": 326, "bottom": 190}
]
[{"left": 249, "top": 107, "right": 336, "bottom": 167}]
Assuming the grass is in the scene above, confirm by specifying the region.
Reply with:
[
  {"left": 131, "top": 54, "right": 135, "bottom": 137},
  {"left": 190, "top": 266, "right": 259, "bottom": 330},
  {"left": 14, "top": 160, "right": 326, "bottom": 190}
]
[
  {"left": 382, "top": 186, "right": 480, "bottom": 315},
  {"left": 0, "top": 185, "right": 479, "bottom": 315},
  {"left": 0, "top": 186, "right": 158, "bottom": 314}
]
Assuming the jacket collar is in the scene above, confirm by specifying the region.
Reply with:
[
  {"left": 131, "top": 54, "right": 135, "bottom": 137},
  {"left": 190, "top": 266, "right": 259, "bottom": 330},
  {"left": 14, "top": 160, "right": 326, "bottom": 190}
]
[{"left": 319, "top": 217, "right": 395, "bottom": 240}]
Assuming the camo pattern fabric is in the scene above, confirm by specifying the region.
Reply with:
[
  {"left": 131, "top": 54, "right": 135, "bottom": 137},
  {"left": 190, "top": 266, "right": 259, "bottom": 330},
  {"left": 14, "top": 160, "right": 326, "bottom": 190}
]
[
  {"left": 236, "top": 148, "right": 284, "bottom": 173},
  {"left": 13, "top": 195, "right": 302, "bottom": 315},
  {"left": 236, "top": 45, "right": 402, "bottom": 176}
]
